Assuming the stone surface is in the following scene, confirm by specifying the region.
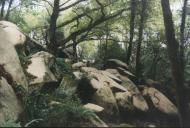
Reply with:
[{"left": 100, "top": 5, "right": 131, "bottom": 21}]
[
  {"left": 116, "top": 67, "right": 136, "bottom": 81},
  {"left": 81, "top": 67, "right": 128, "bottom": 92},
  {"left": 120, "top": 75, "right": 149, "bottom": 111},
  {"left": 81, "top": 67, "right": 98, "bottom": 73},
  {"left": 88, "top": 114, "right": 108, "bottom": 127},
  {"left": 115, "top": 92, "right": 134, "bottom": 110},
  {"left": 142, "top": 87, "right": 178, "bottom": 115},
  {"left": 105, "top": 68, "right": 121, "bottom": 78},
  {"left": 105, "top": 59, "right": 128, "bottom": 70},
  {"left": 100, "top": 70, "right": 122, "bottom": 84},
  {"left": 90, "top": 78, "right": 103, "bottom": 89},
  {"left": 89, "top": 71, "right": 128, "bottom": 92},
  {"left": 72, "top": 62, "right": 86, "bottom": 70},
  {"left": 0, "top": 77, "right": 23, "bottom": 126},
  {"left": 83, "top": 103, "right": 104, "bottom": 113},
  {"left": 91, "top": 86, "right": 119, "bottom": 118},
  {"left": 0, "top": 21, "right": 26, "bottom": 50},
  {"left": 73, "top": 71, "right": 83, "bottom": 80},
  {"left": 0, "top": 28, "right": 28, "bottom": 89},
  {"left": 27, "top": 51, "right": 57, "bottom": 87}
]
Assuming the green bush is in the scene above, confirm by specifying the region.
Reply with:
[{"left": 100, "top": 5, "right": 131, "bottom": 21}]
[
  {"left": 1, "top": 120, "right": 21, "bottom": 127},
  {"left": 24, "top": 88, "right": 96, "bottom": 127},
  {"left": 51, "top": 58, "right": 73, "bottom": 80}
]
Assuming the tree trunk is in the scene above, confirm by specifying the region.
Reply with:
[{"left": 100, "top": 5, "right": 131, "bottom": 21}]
[
  {"left": 180, "top": 0, "right": 188, "bottom": 78},
  {"left": 72, "top": 37, "right": 78, "bottom": 62},
  {"left": 5, "top": 0, "right": 14, "bottom": 21},
  {"left": 48, "top": 0, "right": 60, "bottom": 54},
  {"left": 126, "top": 0, "right": 136, "bottom": 64},
  {"left": 0, "top": 0, "right": 6, "bottom": 19},
  {"left": 135, "top": 0, "right": 147, "bottom": 84},
  {"left": 161, "top": 0, "right": 190, "bottom": 127},
  {"left": 104, "top": 24, "right": 109, "bottom": 64}
]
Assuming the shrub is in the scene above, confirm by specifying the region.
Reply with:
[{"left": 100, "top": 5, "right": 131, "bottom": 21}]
[
  {"left": 51, "top": 58, "right": 73, "bottom": 80},
  {"left": 24, "top": 88, "right": 96, "bottom": 127}
]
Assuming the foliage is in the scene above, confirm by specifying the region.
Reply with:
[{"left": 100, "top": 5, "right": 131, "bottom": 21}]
[
  {"left": 94, "top": 41, "right": 126, "bottom": 69},
  {"left": 24, "top": 85, "right": 96, "bottom": 127},
  {"left": 51, "top": 58, "right": 73, "bottom": 79},
  {"left": 0, "top": 112, "right": 21, "bottom": 127},
  {"left": 1, "top": 119, "right": 21, "bottom": 127}
]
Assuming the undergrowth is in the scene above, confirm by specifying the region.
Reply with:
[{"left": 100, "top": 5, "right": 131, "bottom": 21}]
[{"left": 24, "top": 88, "right": 96, "bottom": 127}]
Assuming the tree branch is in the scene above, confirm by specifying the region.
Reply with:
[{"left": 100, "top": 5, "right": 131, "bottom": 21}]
[
  {"left": 42, "top": 0, "right": 53, "bottom": 8},
  {"left": 56, "top": 3, "right": 112, "bottom": 28},
  {"left": 59, "top": 0, "right": 87, "bottom": 12},
  {"left": 62, "top": 8, "right": 129, "bottom": 47},
  {"left": 95, "top": 0, "right": 105, "bottom": 17},
  {"left": 59, "top": 0, "right": 70, "bottom": 7}
]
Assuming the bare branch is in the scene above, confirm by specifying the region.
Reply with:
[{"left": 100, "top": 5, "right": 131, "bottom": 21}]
[
  {"left": 95, "top": 0, "right": 105, "bottom": 17},
  {"left": 57, "top": 3, "right": 111, "bottom": 28},
  {"left": 59, "top": 0, "right": 70, "bottom": 7},
  {"left": 62, "top": 8, "right": 129, "bottom": 47},
  {"left": 59, "top": 0, "right": 87, "bottom": 12},
  {"left": 42, "top": 0, "right": 53, "bottom": 8}
]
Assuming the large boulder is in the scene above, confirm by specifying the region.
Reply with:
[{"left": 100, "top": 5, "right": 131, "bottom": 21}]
[
  {"left": 105, "top": 69, "right": 121, "bottom": 78},
  {"left": 81, "top": 67, "right": 128, "bottom": 92},
  {"left": 89, "top": 71, "right": 128, "bottom": 92},
  {"left": 26, "top": 51, "right": 57, "bottom": 89},
  {"left": 0, "top": 28, "right": 28, "bottom": 89},
  {"left": 120, "top": 76, "right": 148, "bottom": 112},
  {"left": 73, "top": 71, "right": 83, "bottom": 80},
  {"left": 91, "top": 86, "right": 120, "bottom": 120},
  {"left": 72, "top": 62, "right": 86, "bottom": 70},
  {"left": 115, "top": 91, "right": 148, "bottom": 112},
  {"left": 105, "top": 59, "right": 128, "bottom": 70},
  {"left": 116, "top": 67, "right": 136, "bottom": 81},
  {"left": 0, "top": 77, "right": 23, "bottom": 126},
  {"left": 106, "top": 68, "right": 148, "bottom": 112},
  {"left": 0, "top": 21, "right": 26, "bottom": 52},
  {"left": 100, "top": 70, "right": 122, "bottom": 84},
  {"left": 142, "top": 87, "right": 178, "bottom": 115},
  {"left": 81, "top": 67, "right": 97, "bottom": 73},
  {"left": 106, "top": 68, "right": 136, "bottom": 82},
  {"left": 115, "top": 92, "right": 134, "bottom": 111}
]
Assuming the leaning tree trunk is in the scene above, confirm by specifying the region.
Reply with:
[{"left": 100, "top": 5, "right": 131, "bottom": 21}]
[
  {"left": 180, "top": 0, "right": 188, "bottom": 78},
  {"left": 72, "top": 36, "right": 78, "bottom": 62},
  {"left": 104, "top": 23, "right": 109, "bottom": 64},
  {"left": 48, "top": 0, "right": 60, "bottom": 54},
  {"left": 5, "top": 0, "right": 14, "bottom": 21},
  {"left": 161, "top": 0, "right": 190, "bottom": 127},
  {"left": 0, "top": 0, "right": 6, "bottom": 19},
  {"left": 135, "top": 0, "right": 147, "bottom": 84},
  {"left": 126, "top": 0, "right": 136, "bottom": 64}
]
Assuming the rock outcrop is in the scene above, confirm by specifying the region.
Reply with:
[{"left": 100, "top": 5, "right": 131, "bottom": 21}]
[
  {"left": 0, "top": 28, "right": 28, "bottom": 89},
  {"left": 142, "top": 87, "right": 178, "bottom": 115},
  {"left": 26, "top": 51, "right": 57, "bottom": 90},
  {"left": 0, "top": 21, "right": 26, "bottom": 52},
  {"left": 72, "top": 62, "right": 86, "bottom": 70},
  {"left": 91, "top": 86, "right": 120, "bottom": 119},
  {"left": 71, "top": 59, "right": 178, "bottom": 120},
  {"left": 0, "top": 77, "right": 23, "bottom": 126},
  {"left": 105, "top": 59, "right": 128, "bottom": 70}
]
